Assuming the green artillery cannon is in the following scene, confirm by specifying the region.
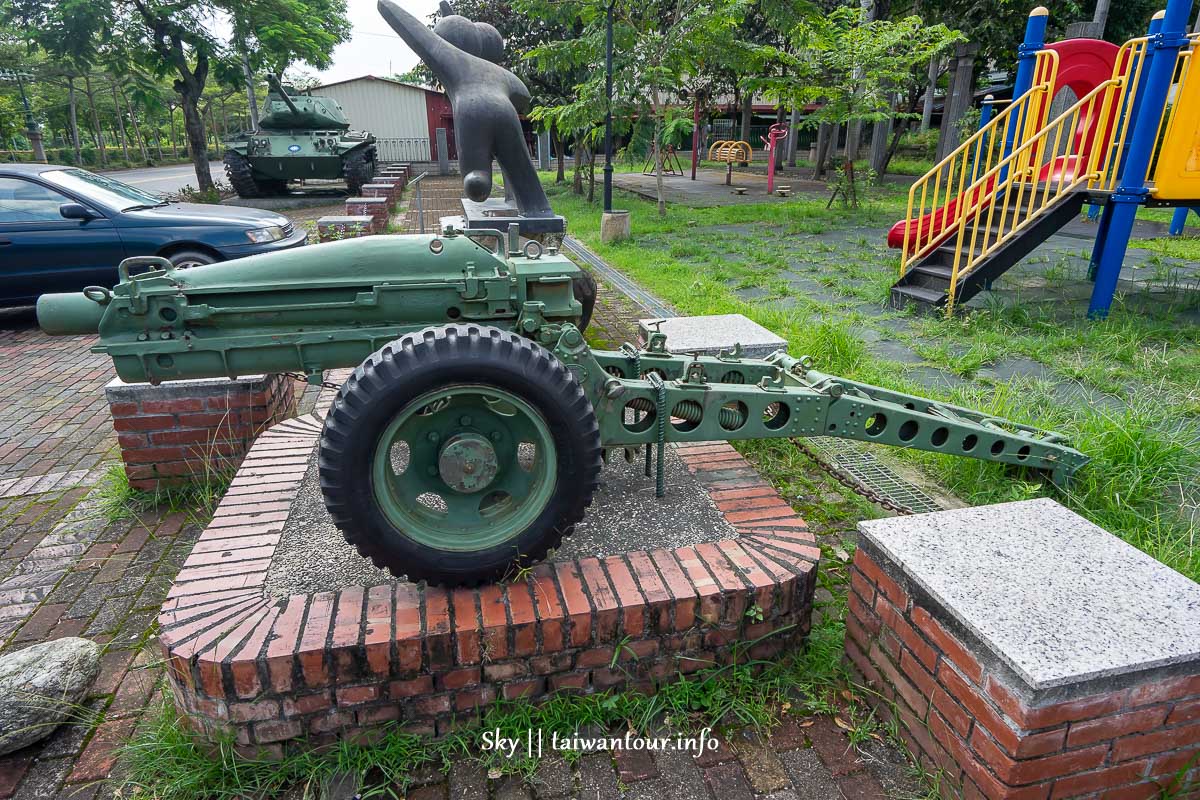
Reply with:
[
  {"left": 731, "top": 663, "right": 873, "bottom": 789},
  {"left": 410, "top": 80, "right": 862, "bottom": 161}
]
[{"left": 37, "top": 230, "right": 1088, "bottom": 586}]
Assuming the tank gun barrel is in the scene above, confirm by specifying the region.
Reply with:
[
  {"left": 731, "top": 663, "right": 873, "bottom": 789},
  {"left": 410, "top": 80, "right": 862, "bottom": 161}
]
[{"left": 266, "top": 74, "right": 302, "bottom": 117}]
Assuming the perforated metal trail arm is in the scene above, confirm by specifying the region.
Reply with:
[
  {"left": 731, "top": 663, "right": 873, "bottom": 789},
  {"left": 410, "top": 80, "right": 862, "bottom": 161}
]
[{"left": 553, "top": 328, "right": 1089, "bottom": 489}]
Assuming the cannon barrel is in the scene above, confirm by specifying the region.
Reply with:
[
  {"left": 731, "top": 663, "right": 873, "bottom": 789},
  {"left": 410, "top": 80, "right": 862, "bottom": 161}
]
[
  {"left": 266, "top": 74, "right": 302, "bottom": 117},
  {"left": 37, "top": 290, "right": 106, "bottom": 336}
]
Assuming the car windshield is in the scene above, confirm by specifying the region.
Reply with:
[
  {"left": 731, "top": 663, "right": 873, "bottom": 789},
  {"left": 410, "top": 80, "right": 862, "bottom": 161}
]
[{"left": 42, "top": 168, "right": 166, "bottom": 211}]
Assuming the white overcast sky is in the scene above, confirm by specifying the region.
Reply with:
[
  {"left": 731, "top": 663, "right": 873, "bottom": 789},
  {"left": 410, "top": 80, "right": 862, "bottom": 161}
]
[{"left": 311, "top": 0, "right": 441, "bottom": 84}]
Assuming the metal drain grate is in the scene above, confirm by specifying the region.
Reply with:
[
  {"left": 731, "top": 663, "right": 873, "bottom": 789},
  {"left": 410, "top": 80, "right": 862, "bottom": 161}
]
[{"left": 804, "top": 437, "right": 945, "bottom": 515}]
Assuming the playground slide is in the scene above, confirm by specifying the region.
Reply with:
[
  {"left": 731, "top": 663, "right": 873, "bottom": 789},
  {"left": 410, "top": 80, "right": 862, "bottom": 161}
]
[{"left": 888, "top": 38, "right": 1120, "bottom": 254}]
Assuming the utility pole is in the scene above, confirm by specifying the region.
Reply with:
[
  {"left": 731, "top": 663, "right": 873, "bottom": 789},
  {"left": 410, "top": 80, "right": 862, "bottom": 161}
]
[
  {"left": 603, "top": 0, "right": 614, "bottom": 213},
  {"left": 0, "top": 70, "right": 46, "bottom": 162}
]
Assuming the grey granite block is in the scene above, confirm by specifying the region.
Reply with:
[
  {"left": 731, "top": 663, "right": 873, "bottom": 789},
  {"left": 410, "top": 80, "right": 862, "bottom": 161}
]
[
  {"left": 638, "top": 314, "right": 787, "bottom": 359},
  {"left": 858, "top": 497, "right": 1200, "bottom": 694}
]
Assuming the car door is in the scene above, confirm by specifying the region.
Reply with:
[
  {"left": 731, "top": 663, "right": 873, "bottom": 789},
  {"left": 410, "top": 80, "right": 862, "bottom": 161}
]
[{"left": 0, "top": 176, "right": 127, "bottom": 305}]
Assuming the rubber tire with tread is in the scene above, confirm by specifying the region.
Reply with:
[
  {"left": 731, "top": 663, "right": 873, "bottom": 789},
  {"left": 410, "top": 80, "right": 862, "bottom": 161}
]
[
  {"left": 318, "top": 323, "right": 603, "bottom": 586},
  {"left": 166, "top": 250, "right": 218, "bottom": 269},
  {"left": 343, "top": 145, "right": 377, "bottom": 196}
]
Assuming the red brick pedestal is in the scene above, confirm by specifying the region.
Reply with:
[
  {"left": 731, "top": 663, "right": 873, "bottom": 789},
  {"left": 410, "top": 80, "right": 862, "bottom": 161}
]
[
  {"left": 157, "top": 413, "right": 819, "bottom": 756},
  {"left": 106, "top": 374, "right": 295, "bottom": 491},
  {"left": 846, "top": 501, "right": 1200, "bottom": 800}
]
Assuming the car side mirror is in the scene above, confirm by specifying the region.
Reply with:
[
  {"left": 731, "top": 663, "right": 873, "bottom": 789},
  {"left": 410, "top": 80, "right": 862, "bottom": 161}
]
[{"left": 60, "top": 203, "right": 97, "bottom": 221}]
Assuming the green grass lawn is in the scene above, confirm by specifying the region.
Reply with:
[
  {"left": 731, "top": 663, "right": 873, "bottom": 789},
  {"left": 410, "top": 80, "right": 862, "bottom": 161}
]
[{"left": 548, "top": 178, "right": 1200, "bottom": 583}]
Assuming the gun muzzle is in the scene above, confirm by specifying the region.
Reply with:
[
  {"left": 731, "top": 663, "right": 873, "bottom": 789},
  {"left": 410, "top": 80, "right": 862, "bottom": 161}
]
[{"left": 37, "top": 290, "right": 107, "bottom": 336}]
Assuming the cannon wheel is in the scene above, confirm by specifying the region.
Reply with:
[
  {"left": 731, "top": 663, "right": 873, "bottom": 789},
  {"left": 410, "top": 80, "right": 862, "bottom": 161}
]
[{"left": 319, "top": 324, "right": 603, "bottom": 586}]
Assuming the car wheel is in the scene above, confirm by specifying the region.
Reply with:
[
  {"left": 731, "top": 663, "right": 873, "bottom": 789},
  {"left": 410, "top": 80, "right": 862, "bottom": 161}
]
[{"left": 167, "top": 250, "right": 217, "bottom": 270}]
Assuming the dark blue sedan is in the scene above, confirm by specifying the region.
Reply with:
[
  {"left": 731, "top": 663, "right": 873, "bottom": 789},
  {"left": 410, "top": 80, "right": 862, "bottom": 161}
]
[{"left": 0, "top": 164, "right": 307, "bottom": 307}]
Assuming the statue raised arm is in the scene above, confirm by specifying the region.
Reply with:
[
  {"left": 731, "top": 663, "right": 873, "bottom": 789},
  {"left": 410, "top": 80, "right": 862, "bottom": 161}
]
[{"left": 378, "top": 0, "right": 552, "bottom": 216}]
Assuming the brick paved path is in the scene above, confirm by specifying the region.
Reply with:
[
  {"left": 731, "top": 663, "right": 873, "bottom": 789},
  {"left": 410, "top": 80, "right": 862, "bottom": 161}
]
[
  {"left": 0, "top": 309, "right": 115, "bottom": 497},
  {"left": 0, "top": 181, "right": 917, "bottom": 799}
]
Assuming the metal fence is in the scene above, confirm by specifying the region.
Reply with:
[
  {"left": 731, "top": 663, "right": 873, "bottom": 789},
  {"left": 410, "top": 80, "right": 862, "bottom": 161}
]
[{"left": 375, "top": 138, "right": 432, "bottom": 162}]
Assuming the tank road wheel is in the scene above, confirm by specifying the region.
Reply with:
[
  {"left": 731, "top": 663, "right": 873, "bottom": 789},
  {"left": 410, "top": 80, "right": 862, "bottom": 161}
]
[
  {"left": 223, "top": 151, "right": 285, "bottom": 198},
  {"left": 319, "top": 324, "right": 603, "bottom": 586},
  {"left": 343, "top": 145, "right": 377, "bottom": 195},
  {"left": 572, "top": 268, "right": 598, "bottom": 331}
]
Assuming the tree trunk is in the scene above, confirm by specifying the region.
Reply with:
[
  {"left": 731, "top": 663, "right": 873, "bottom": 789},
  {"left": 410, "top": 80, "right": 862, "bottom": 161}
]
[
  {"left": 122, "top": 87, "right": 150, "bottom": 164},
  {"left": 587, "top": 143, "right": 596, "bottom": 203},
  {"left": 773, "top": 106, "right": 786, "bottom": 169},
  {"left": 936, "top": 43, "right": 979, "bottom": 163},
  {"left": 83, "top": 75, "right": 106, "bottom": 166},
  {"left": 67, "top": 77, "right": 82, "bottom": 166},
  {"left": 169, "top": 105, "right": 180, "bottom": 158},
  {"left": 111, "top": 82, "right": 131, "bottom": 162},
  {"left": 153, "top": 113, "right": 164, "bottom": 162},
  {"left": 739, "top": 92, "right": 753, "bottom": 145},
  {"left": 553, "top": 124, "right": 565, "bottom": 183},
  {"left": 179, "top": 89, "right": 215, "bottom": 192},
  {"left": 786, "top": 107, "right": 800, "bottom": 167},
  {"left": 920, "top": 56, "right": 939, "bottom": 132},
  {"left": 814, "top": 123, "right": 833, "bottom": 179},
  {"left": 572, "top": 132, "right": 584, "bottom": 195},
  {"left": 870, "top": 94, "right": 897, "bottom": 175}
]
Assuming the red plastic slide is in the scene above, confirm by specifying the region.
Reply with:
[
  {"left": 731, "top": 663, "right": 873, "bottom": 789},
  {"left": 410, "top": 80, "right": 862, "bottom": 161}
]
[{"left": 887, "top": 38, "right": 1120, "bottom": 254}]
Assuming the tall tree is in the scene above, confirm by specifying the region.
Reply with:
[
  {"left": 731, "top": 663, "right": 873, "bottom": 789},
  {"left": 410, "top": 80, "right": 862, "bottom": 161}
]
[
  {"left": 524, "top": 0, "right": 750, "bottom": 215},
  {"left": 752, "top": 6, "right": 958, "bottom": 205},
  {"left": 9, "top": 0, "right": 350, "bottom": 189}
]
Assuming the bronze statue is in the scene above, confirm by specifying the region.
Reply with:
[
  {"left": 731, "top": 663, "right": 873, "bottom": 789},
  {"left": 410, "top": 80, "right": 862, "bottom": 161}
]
[{"left": 378, "top": 0, "right": 553, "bottom": 217}]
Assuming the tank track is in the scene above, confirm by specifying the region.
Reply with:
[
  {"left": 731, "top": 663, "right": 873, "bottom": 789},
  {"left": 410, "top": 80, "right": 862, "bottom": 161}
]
[
  {"left": 343, "top": 145, "right": 378, "bottom": 196},
  {"left": 223, "top": 151, "right": 287, "bottom": 198}
]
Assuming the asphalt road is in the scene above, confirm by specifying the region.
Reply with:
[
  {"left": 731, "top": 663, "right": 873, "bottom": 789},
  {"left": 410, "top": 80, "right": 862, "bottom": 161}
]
[{"left": 100, "top": 161, "right": 226, "bottom": 196}]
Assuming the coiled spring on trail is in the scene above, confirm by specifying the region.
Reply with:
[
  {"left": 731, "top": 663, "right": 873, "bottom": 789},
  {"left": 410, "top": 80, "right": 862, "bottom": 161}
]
[{"left": 625, "top": 397, "right": 748, "bottom": 430}]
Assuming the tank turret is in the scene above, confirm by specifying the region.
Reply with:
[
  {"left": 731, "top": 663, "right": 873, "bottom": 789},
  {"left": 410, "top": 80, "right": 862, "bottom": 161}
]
[
  {"left": 259, "top": 75, "right": 351, "bottom": 131},
  {"left": 223, "top": 75, "right": 377, "bottom": 198}
]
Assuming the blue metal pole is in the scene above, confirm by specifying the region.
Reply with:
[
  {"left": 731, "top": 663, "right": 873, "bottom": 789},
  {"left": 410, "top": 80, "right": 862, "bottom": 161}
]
[
  {"left": 1086, "top": 12, "right": 1163, "bottom": 277},
  {"left": 970, "top": 95, "right": 996, "bottom": 185},
  {"left": 1003, "top": 7, "right": 1049, "bottom": 164},
  {"left": 1168, "top": 206, "right": 1199, "bottom": 235},
  {"left": 1087, "top": 3, "right": 1190, "bottom": 319}
]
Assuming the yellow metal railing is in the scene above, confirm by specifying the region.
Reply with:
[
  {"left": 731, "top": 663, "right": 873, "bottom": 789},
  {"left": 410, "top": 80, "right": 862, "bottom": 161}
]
[
  {"left": 944, "top": 78, "right": 1126, "bottom": 312},
  {"left": 900, "top": 49, "right": 1060, "bottom": 274},
  {"left": 1092, "top": 37, "right": 1150, "bottom": 192}
]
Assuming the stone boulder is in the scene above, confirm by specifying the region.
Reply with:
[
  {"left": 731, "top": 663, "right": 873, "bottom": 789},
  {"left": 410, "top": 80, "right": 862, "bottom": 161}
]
[{"left": 0, "top": 637, "right": 101, "bottom": 755}]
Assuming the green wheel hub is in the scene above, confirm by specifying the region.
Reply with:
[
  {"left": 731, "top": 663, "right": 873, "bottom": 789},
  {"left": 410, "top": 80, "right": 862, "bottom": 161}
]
[{"left": 371, "top": 385, "right": 557, "bottom": 551}]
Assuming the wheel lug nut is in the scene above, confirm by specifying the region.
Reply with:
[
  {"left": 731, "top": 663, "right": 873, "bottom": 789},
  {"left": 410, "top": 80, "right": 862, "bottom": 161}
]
[
  {"left": 460, "top": 415, "right": 472, "bottom": 426},
  {"left": 427, "top": 432, "right": 440, "bottom": 443}
]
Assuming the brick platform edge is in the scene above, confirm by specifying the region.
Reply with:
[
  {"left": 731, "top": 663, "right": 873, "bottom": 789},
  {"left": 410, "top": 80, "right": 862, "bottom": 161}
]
[
  {"left": 844, "top": 547, "right": 1200, "bottom": 800},
  {"left": 156, "top": 412, "right": 819, "bottom": 757},
  {"left": 107, "top": 374, "right": 296, "bottom": 491}
]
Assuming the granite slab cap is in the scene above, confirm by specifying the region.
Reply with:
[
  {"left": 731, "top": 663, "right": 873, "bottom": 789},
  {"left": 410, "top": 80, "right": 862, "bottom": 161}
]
[
  {"left": 638, "top": 314, "right": 787, "bottom": 359},
  {"left": 858, "top": 497, "right": 1200, "bottom": 696}
]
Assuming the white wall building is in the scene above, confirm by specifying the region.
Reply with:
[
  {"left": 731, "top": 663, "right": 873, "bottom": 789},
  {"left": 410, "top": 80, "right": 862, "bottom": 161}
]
[{"left": 310, "top": 75, "right": 454, "bottom": 162}]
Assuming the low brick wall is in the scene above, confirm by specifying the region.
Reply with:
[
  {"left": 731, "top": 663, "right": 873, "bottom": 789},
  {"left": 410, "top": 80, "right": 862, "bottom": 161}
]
[
  {"left": 344, "top": 197, "right": 389, "bottom": 229},
  {"left": 106, "top": 375, "right": 295, "bottom": 491},
  {"left": 158, "top": 413, "right": 819, "bottom": 757},
  {"left": 360, "top": 183, "right": 397, "bottom": 209},
  {"left": 845, "top": 507, "right": 1200, "bottom": 800}
]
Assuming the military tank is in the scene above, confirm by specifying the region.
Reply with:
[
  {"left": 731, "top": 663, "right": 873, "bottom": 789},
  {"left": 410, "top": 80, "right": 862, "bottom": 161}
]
[{"left": 223, "top": 76, "right": 378, "bottom": 198}]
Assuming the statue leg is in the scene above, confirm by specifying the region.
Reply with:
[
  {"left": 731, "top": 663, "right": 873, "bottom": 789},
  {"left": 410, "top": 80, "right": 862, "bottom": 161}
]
[
  {"left": 493, "top": 115, "right": 552, "bottom": 216},
  {"left": 456, "top": 116, "right": 494, "bottom": 203}
]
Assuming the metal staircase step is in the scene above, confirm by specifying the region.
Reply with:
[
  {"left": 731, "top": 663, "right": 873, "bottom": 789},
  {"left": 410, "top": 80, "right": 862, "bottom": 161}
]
[
  {"left": 889, "top": 284, "right": 947, "bottom": 309},
  {"left": 912, "top": 264, "right": 953, "bottom": 281}
]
